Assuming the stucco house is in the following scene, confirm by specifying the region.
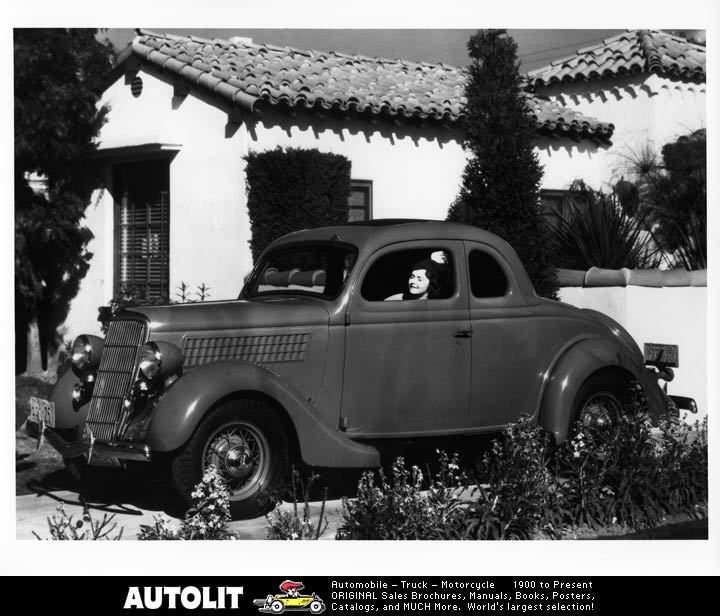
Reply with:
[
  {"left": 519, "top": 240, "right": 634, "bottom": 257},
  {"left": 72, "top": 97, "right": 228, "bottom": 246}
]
[
  {"left": 66, "top": 28, "right": 705, "bottom": 340},
  {"left": 527, "top": 29, "right": 706, "bottom": 216}
]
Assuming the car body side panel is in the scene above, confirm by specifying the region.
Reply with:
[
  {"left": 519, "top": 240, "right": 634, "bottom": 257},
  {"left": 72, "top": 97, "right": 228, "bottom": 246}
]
[{"left": 145, "top": 359, "right": 380, "bottom": 467}]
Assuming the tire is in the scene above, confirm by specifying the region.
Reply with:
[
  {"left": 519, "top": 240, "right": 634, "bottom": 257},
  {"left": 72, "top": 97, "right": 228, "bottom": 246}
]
[
  {"left": 171, "top": 399, "right": 289, "bottom": 520},
  {"left": 572, "top": 373, "right": 633, "bottom": 432},
  {"left": 309, "top": 600, "right": 325, "bottom": 614},
  {"left": 270, "top": 600, "right": 285, "bottom": 614}
]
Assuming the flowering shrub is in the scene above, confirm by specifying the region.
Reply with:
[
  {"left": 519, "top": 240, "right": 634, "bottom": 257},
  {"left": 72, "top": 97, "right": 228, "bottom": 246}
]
[
  {"left": 266, "top": 469, "right": 329, "bottom": 540},
  {"left": 462, "top": 416, "right": 556, "bottom": 539},
  {"left": 551, "top": 412, "right": 709, "bottom": 532},
  {"left": 34, "top": 499, "right": 123, "bottom": 540},
  {"left": 656, "top": 416, "right": 708, "bottom": 518},
  {"left": 138, "top": 465, "right": 235, "bottom": 540},
  {"left": 336, "top": 451, "right": 467, "bottom": 540},
  {"left": 337, "top": 412, "right": 707, "bottom": 540}
]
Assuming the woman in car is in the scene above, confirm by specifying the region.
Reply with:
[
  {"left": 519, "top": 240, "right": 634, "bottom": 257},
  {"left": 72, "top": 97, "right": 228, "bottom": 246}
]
[{"left": 385, "top": 258, "right": 442, "bottom": 301}]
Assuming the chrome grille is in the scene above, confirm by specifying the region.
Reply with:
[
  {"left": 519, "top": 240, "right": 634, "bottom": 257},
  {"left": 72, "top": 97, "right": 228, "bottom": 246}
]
[
  {"left": 86, "top": 320, "right": 148, "bottom": 441},
  {"left": 183, "top": 333, "right": 311, "bottom": 367}
]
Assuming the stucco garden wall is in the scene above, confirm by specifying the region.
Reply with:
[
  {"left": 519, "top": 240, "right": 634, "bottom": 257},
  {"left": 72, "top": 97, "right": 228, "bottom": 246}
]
[{"left": 558, "top": 272, "right": 707, "bottom": 422}]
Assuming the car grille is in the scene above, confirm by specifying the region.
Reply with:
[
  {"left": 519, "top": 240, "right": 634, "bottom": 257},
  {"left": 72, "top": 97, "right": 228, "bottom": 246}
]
[{"left": 85, "top": 319, "right": 148, "bottom": 441}]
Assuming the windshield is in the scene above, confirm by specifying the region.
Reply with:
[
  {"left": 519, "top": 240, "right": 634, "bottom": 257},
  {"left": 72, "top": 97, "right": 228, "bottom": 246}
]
[{"left": 242, "top": 243, "right": 357, "bottom": 299}]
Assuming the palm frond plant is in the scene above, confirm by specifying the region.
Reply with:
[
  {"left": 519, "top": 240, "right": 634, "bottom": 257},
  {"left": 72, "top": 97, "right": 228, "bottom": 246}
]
[
  {"left": 617, "top": 131, "right": 706, "bottom": 270},
  {"left": 549, "top": 181, "right": 664, "bottom": 270}
]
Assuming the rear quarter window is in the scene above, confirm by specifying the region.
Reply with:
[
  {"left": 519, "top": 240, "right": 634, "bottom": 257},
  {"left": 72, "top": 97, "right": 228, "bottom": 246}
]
[{"left": 468, "top": 249, "right": 509, "bottom": 298}]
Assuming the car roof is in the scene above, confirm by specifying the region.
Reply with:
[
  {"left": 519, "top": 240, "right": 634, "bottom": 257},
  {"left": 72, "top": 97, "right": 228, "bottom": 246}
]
[{"left": 270, "top": 220, "right": 511, "bottom": 252}]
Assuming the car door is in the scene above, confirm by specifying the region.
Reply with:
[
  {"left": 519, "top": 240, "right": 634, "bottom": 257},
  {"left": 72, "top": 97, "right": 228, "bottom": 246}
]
[
  {"left": 464, "top": 241, "right": 542, "bottom": 428},
  {"left": 340, "top": 241, "right": 471, "bottom": 437}
]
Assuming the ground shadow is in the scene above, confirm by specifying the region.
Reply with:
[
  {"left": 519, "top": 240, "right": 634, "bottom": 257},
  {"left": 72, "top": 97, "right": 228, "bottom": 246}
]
[{"left": 24, "top": 466, "right": 188, "bottom": 520}]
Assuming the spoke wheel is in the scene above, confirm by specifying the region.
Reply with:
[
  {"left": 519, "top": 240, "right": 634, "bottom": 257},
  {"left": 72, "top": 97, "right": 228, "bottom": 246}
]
[
  {"left": 579, "top": 391, "right": 623, "bottom": 430},
  {"left": 202, "top": 421, "right": 269, "bottom": 500},
  {"left": 572, "top": 373, "right": 633, "bottom": 434},
  {"left": 171, "top": 399, "right": 288, "bottom": 519}
]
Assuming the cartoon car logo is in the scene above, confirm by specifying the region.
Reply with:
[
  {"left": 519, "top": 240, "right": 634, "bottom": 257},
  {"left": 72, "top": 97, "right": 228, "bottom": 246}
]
[{"left": 253, "top": 580, "right": 326, "bottom": 614}]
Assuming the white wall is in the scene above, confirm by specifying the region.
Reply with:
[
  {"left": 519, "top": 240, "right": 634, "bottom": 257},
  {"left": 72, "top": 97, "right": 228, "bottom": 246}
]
[
  {"left": 537, "top": 73, "right": 706, "bottom": 192},
  {"left": 559, "top": 285, "right": 707, "bottom": 422}
]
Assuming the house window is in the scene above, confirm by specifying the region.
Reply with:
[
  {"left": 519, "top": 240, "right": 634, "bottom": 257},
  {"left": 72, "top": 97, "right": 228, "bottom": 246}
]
[
  {"left": 113, "top": 160, "right": 170, "bottom": 301},
  {"left": 540, "top": 189, "right": 568, "bottom": 229},
  {"left": 349, "top": 180, "right": 372, "bottom": 221}
]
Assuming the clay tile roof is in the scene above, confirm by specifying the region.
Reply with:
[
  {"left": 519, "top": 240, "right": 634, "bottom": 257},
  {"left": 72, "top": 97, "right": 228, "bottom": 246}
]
[
  {"left": 131, "top": 29, "right": 613, "bottom": 140},
  {"left": 527, "top": 29, "right": 706, "bottom": 88}
]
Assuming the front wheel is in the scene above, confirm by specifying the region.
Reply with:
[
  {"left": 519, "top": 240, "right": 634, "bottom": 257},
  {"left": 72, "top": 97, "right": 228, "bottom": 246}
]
[{"left": 171, "top": 399, "right": 288, "bottom": 519}]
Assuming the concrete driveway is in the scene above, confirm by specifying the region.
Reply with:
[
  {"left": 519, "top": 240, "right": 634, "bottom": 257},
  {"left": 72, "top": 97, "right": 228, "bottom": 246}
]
[{"left": 16, "top": 488, "right": 344, "bottom": 540}]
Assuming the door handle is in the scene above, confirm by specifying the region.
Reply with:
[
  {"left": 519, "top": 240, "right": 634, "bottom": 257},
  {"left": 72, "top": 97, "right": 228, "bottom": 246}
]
[{"left": 454, "top": 328, "right": 472, "bottom": 338}]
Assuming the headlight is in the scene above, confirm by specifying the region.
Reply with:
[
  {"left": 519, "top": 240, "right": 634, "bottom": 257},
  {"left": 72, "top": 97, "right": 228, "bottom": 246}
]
[
  {"left": 138, "top": 341, "right": 183, "bottom": 380},
  {"left": 139, "top": 342, "right": 162, "bottom": 379},
  {"left": 71, "top": 335, "right": 104, "bottom": 377}
]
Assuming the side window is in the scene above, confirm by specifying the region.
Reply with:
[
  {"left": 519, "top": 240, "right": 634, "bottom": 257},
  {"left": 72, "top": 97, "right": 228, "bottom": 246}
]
[
  {"left": 468, "top": 250, "right": 508, "bottom": 298},
  {"left": 361, "top": 248, "right": 454, "bottom": 301}
]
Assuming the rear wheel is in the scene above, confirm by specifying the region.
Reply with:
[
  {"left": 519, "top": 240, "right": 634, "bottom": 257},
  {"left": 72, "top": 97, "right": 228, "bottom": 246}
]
[
  {"left": 171, "top": 399, "right": 288, "bottom": 519},
  {"left": 572, "top": 373, "right": 633, "bottom": 432}
]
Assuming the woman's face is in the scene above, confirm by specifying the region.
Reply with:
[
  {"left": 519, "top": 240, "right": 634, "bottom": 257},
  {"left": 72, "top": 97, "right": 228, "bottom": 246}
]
[{"left": 408, "top": 268, "right": 430, "bottom": 297}]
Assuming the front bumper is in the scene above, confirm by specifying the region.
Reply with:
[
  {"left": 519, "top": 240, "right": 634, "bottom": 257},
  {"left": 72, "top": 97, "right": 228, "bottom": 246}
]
[{"left": 25, "top": 420, "right": 151, "bottom": 462}]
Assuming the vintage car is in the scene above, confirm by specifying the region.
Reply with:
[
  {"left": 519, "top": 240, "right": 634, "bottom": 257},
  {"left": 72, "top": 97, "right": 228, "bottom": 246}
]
[
  {"left": 28, "top": 220, "right": 691, "bottom": 518},
  {"left": 253, "top": 581, "right": 325, "bottom": 614}
]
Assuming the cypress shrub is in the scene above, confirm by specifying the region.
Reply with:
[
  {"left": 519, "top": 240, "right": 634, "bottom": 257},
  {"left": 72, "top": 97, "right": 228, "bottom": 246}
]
[
  {"left": 448, "top": 30, "right": 558, "bottom": 299},
  {"left": 245, "top": 147, "right": 351, "bottom": 260}
]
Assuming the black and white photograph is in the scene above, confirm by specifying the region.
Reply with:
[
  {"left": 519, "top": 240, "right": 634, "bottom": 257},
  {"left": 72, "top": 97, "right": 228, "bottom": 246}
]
[{"left": 5, "top": 0, "right": 718, "bottom": 585}]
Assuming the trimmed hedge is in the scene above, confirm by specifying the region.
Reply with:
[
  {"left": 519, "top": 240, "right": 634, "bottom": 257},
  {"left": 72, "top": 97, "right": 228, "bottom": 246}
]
[{"left": 245, "top": 147, "right": 352, "bottom": 260}]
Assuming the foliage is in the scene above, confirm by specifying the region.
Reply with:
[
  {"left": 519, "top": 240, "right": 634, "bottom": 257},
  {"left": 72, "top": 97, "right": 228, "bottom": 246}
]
[
  {"left": 448, "top": 29, "right": 558, "bottom": 299},
  {"left": 547, "top": 180, "right": 663, "bottom": 270},
  {"left": 265, "top": 469, "right": 329, "bottom": 540},
  {"left": 138, "top": 465, "right": 236, "bottom": 540},
  {"left": 336, "top": 452, "right": 467, "bottom": 540},
  {"left": 618, "top": 130, "right": 706, "bottom": 270},
  {"left": 34, "top": 499, "right": 123, "bottom": 540},
  {"left": 551, "top": 413, "right": 708, "bottom": 532},
  {"left": 15, "top": 29, "right": 115, "bottom": 372},
  {"left": 245, "top": 147, "right": 351, "bottom": 261},
  {"left": 462, "top": 416, "right": 557, "bottom": 539},
  {"left": 337, "top": 412, "right": 707, "bottom": 540}
]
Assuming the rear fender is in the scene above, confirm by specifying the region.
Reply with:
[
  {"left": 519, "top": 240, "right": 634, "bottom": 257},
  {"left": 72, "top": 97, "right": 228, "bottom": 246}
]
[
  {"left": 538, "top": 338, "right": 652, "bottom": 443},
  {"left": 146, "top": 360, "right": 379, "bottom": 468}
]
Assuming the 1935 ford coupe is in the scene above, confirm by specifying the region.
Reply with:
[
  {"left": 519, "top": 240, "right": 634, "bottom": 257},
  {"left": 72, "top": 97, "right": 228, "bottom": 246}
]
[{"left": 27, "top": 220, "right": 689, "bottom": 518}]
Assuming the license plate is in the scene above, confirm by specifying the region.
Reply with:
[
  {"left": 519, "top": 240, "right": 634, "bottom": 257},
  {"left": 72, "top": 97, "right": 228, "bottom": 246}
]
[
  {"left": 29, "top": 397, "right": 55, "bottom": 428},
  {"left": 644, "top": 343, "right": 679, "bottom": 367}
]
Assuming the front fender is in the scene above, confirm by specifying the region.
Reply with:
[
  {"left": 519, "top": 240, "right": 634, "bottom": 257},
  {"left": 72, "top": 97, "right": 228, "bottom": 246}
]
[
  {"left": 145, "top": 360, "right": 380, "bottom": 468},
  {"left": 49, "top": 370, "right": 90, "bottom": 433},
  {"left": 538, "top": 337, "right": 655, "bottom": 443}
]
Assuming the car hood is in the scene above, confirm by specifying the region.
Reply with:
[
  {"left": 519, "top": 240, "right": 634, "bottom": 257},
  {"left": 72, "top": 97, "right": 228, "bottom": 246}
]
[{"left": 123, "top": 297, "right": 330, "bottom": 333}]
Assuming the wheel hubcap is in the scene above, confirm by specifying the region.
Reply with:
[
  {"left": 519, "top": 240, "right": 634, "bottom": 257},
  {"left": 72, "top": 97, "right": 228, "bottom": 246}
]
[
  {"left": 203, "top": 422, "right": 268, "bottom": 498},
  {"left": 580, "top": 392, "right": 622, "bottom": 430}
]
